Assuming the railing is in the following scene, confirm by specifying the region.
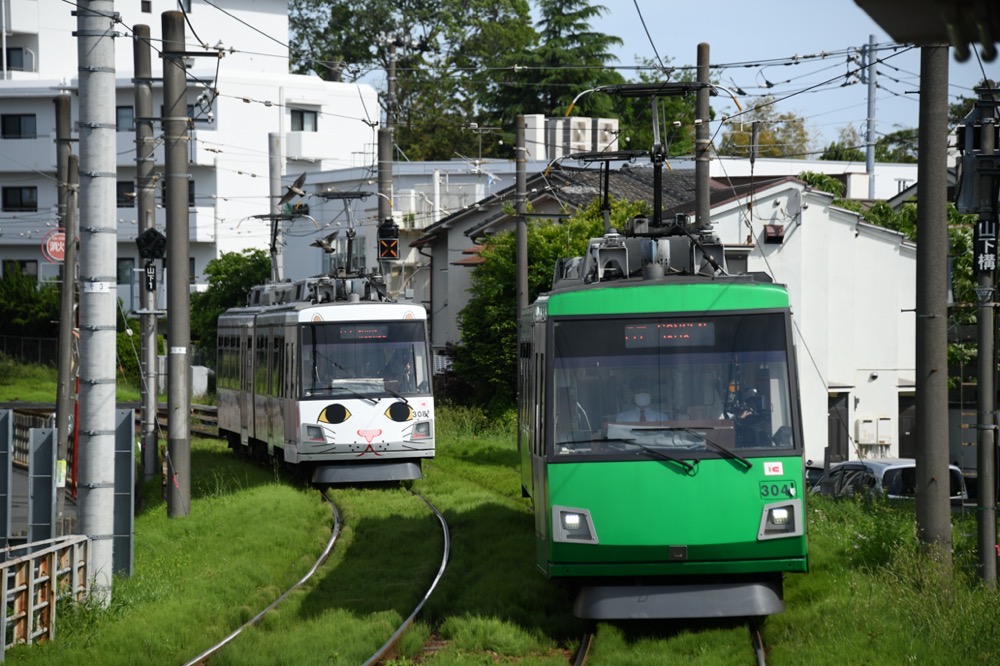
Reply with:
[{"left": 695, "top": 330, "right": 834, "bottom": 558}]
[{"left": 1, "top": 535, "right": 90, "bottom": 661}]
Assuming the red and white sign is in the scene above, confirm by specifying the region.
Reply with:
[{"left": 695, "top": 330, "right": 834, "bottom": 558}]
[
  {"left": 41, "top": 229, "right": 66, "bottom": 263},
  {"left": 764, "top": 461, "right": 784, "bottom": 476}
]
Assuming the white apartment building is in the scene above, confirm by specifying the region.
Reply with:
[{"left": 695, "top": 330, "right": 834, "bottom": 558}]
[{"left": 0, "top": 0, "right": 377, "bottom": 312}]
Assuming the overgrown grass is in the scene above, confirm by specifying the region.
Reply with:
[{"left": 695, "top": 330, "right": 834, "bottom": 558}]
[
  {"left": 0, "top": 352, "right": 142, "bottom": 404},
  {"left": 4, "top": 365, "right": 1000, "bottom": 663}
]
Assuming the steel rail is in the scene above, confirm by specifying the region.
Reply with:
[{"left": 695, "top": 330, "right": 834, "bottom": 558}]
[
  {"left": 362, "top": 489, "right": 451, "bottom": 665},
  {"left": 182, "top": 491, "right": 341, "bottom": 666}
]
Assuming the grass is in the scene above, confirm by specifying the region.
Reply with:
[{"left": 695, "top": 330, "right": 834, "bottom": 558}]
[
  {"left": 3, "top": 363, "right": 1000, "bottom": 663},
  {"left": 0, "top": 354, "right": 141, "bottom": 404}
]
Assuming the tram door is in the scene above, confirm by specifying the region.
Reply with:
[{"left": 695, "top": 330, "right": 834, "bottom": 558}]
[{"left": 240, "top": 331, "right": 253, "bottom": 440}]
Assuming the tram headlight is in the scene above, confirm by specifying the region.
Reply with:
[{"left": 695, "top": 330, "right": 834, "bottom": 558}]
[
  {"left": 303, "top": 425, "right": 326, "bottom": 443},
  {"left": 552, "top": 505, "right": 598, "bottom": 544},
  {"left": 757, "top": 500, "right": 803, "bottom": 540},
  {"left": 410, "top": 420, "right": 432, "bottom": 440}
]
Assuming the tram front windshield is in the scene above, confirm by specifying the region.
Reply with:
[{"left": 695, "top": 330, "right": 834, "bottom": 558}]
[
  {"left": 301, "top": 321, "right": 430, "bottom": 398},
  {"left": 551, "top": 312, "right": 797, "bottom": 456}
]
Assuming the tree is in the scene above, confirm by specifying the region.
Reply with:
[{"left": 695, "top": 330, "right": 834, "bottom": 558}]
[
  {"left": 873, "top": 128, "right": 918, "bottom": 163},
  {"left": 189, "top": 249, "right": 271, "bottom": 366},
  {"left": 716, "top": 95, "right": 812, "bottom": 158},
  {"left": 0, "top": 268, "right": 60, "bottom": 338},
  {"left": 449, "top": 196, "right": 649, "bottom": 411},
  {"left": 819, "top": 125, "right": 866, "bottom": 162}
]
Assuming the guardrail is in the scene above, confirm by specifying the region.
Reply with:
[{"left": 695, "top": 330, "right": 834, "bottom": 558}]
[
  {"left": 1, "top": 535, "right": 90, "bottom": 661},
  {"left": 156, "top": 404, "right": 218, "bottom": 438}
]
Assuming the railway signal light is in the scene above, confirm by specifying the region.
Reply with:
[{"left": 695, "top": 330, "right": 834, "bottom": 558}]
[{"left": 378, "top": 219, "right": 400, "bottom": 260}]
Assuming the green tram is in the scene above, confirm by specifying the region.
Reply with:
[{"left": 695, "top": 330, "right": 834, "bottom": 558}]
[{"left": 518, "top": 227, "right": 808, "bottom": 620}]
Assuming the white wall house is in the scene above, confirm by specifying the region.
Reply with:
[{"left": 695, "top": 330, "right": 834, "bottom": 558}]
[
  {"left": 704, "top": 179, "right": 916, "bottom": 465},
  {"left": 0, "top": 0, "right": 377, "bottom": 313}
]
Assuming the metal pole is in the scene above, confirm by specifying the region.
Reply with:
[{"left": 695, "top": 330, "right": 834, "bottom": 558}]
[
  {"left": 378, "top": 40, "right": 397, "bottom": 288},
  {"left": 914, "top": 45, "right": 951, "bottom": 568},
  {"left": 268, "top": 132, "right": 283, "bottom": 282},
  {"left": 695, "top": 43, "right": 711, "bottom": 229},
  {"left": 134, "top": 24, "right": 159, "bottom": 484},
  {"left": 75, "top": 0, "right": 118, "bottom": 604},
  {"left": 976, "top": 85, "right": 997, "bottom": 585},
  {"left": 866, "top": 35, "right": 877, "bottom": 200},
  {"left": 515, "top": 115, "right": 528, "bottom": 315},
  {"left": 54, "top": 94, "right": 74, "bottom": 534},
  {"left": 162, "top": 11, "right": 191, "bottom": 518}
]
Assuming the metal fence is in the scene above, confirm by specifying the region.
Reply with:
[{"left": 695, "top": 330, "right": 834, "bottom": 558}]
[
  {"left": 1, "top": 535, "right": 90, "bottom": 661},
  {"left": 0, "top": 337, "right": 58, "bottom": 367}
]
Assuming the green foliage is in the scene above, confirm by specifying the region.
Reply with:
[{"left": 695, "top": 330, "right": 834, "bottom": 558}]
[
  {"left": 189, "top": 249, "right": 270, "bottom": 367},
  {"left": 717, "top": 95, "right": 812, "bottom": 158},
  {"left": 798, "top": 170, "right": 845, "bottom": 197},
  {"left": 0, "top": 269, "right": 61, "bottom": 338},
  {"left": 449, "top": 197, "right": 649, "bottom": 411},
  {"left": 874, "top": 128, "right": 918, "bottom": 163}
]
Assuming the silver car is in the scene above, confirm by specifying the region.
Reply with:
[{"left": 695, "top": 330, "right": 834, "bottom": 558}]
[{"left": 812, "top": 457, "right": 968, "bottom": 504}]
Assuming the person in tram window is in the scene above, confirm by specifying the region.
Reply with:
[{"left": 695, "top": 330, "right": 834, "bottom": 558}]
[{"left": 617, "top": 375, "right": 668, "bottom": 423}]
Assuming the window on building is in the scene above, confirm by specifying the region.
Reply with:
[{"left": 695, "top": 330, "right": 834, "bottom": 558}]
[
  {"left": 160, "top": 179, "right": 196, "bottom": 208},
  {"left": 290, "top": 109, "right": 317, "bottom": 132},
  {"left": 189, "top": 257, "right": 196, "bottom": 283},
  {"left": 3, "top": 260, "right": 38, "bottom": 280},
  {"left": 1, "top": 186, "right": 38, "bottom": 211},
  {"left": 116, "top": 106, "right": 135, "bottom": 132},
  {"left": 5, "top": 48, "right": 25, "bottom": 72},
  {"left": 1, "top": 114, "right": 37, "bottom": 139},
  {"left": 117, "top": 181, "right": 135, "bottom": 208},
  {"left": 141, "top": 0, "right": 151, "bottom": 12}
]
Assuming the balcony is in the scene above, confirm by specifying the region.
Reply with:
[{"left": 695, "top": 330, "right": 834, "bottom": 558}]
[
  {"left": 0, "top": 135, "right": 55, "bottom": 173},
  {"left": 115, "top": 206, "right": 216, "bottom": 245}
]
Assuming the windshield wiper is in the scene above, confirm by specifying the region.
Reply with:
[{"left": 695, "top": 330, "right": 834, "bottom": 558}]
[
  {"left": 383, "top": 386, "right": 409, "bottom": 404},
  {"left": 636, "top": 425, "right": 752, "bottom": 470},
  {"left": 628, "top": 441, "right": 697, "bottom": 474}
]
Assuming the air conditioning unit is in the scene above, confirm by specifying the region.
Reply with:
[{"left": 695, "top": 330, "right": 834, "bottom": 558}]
[
  {"left": 568, "top": 117, "right": 592, "bottom": 154},
  {"left": 546, "top": 118, "right": 567, "bottom": 160},
  {"left": 594, "top": 118, "right": 619, "bottom": 152}
]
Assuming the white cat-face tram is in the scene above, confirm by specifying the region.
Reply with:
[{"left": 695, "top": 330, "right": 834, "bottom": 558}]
[{"left": 216, "top": 276, "right": 435, "bottom": 485}]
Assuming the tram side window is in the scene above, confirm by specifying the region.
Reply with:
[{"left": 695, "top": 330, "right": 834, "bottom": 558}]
[
  {"left": 256, "top": 336, "right": 268, "bottom": 394},
  {"left": 271, "top": 337, "right": 283, "bottom": 397}
]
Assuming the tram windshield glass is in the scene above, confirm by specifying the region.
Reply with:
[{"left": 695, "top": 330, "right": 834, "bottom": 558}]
[
  {"left": 551, "top": 312, "right": 797, "bottom": 456},
  {"left": 300, "top": 320, "right": 430, "bottom": 398}
]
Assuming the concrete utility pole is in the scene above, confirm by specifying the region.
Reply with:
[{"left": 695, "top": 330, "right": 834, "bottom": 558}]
[
  {"left": 515, "top": 115, "right": 528, "bottom": 316},
  {"left": 133, "top": 24, "right": 159, "bottom": 484},
  {"left": 695, "top": 43, "right": 711, "bottom": 228},
  {"left": 54, "top": 94, "right": 75, "bottom": 534},
  {"left": 162, "top": 11, "right": 191, "bottom": 518},
  {"left": 74, "top": 0, "right": 118, "bottom": 603},
  {"left": 269, "top": 132, "right": 284, "bottom": 282},
  {"left": 914, "top": 45, "right": 951, "bottom": 569},
  {"left": 864, "top": 34, "right": 878, "bottom": 200}
]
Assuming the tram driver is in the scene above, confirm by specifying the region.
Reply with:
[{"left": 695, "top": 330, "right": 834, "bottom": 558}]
[{"left": 616, "top": 375, "right": 668, "bottom": 423}]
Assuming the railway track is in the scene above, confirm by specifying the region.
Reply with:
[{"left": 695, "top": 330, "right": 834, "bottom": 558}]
[
  {"left": 571, "top": 619, "right": 769, "bottom": 666},
  {"left": 182, "top": 487, "right": 450, "bottom": 666}
]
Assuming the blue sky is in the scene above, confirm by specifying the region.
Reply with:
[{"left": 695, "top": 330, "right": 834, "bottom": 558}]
[{"left": 598, "top": 0, "right": 994, "bottom": 152}]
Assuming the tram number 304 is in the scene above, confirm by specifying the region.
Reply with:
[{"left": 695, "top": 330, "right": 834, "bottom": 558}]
[{"left": 759, "top": 481, "right": 797, "bottom": 499}]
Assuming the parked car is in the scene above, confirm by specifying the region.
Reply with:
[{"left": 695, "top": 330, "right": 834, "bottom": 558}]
[
  {"left": 804, "top": 460, "right": 824, "bottom": 489},
  {"left": 811, "top": 458, "right": 968, "bottom": 504}
]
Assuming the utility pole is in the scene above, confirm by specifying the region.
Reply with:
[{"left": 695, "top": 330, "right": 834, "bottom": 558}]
[
  {"left": 914, "top": 45, "right": 951, "bottom": 569},
  {"left": 133, "top": 24, "right": 159, "bottom": 484},
  {"left": 74, "top": 0, "right": 118, "bottom": 604},
  {"left": 864, "top": 34, "right": 877, "bottom": 200},
  {"left": 162, "top": 11, "right": 191, "bottom": 518},
  {"left": 54, "top": 94, "right": 75, "bottom": 534},
  {"left": 515, "top": 115, "right": 528, "bottom": 316},
  {"left": 959, "top": 80, "right": 1000, "bottom": 584},
  {"left": 377, "top": 39, "right": 398, "bottom": 288},
  {"left": 695, "top": 43, "right": 711, "bottom": 228},
  {"left": 269, "top": 132, "right": 284, "bottom": 282}
]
